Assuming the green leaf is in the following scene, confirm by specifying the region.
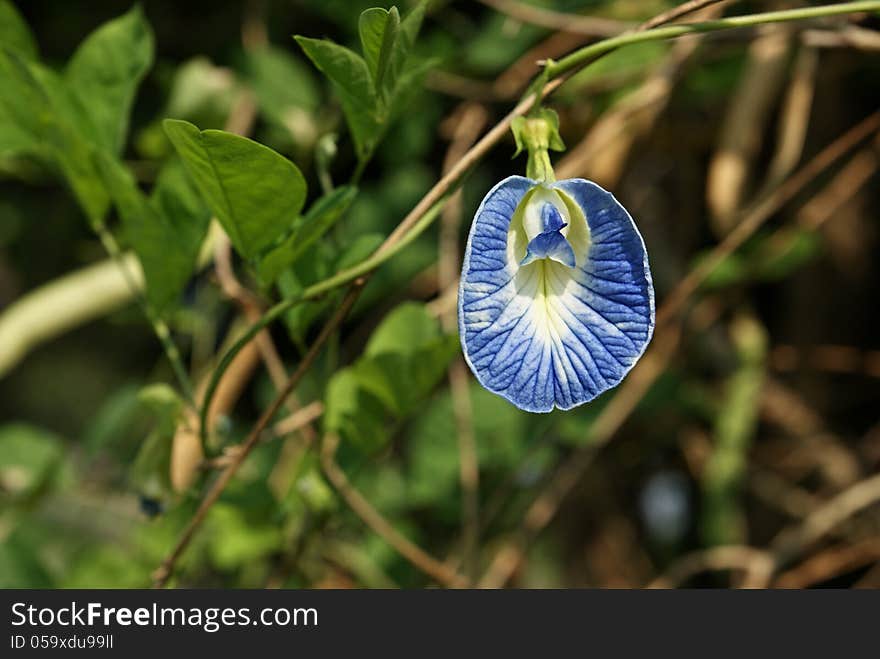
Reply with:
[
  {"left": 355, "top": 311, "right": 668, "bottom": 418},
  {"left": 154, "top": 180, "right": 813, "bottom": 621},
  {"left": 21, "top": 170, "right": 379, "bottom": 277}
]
[
  {"left": 245, "top": 45, "right": 320, "bottom": 117},
  {"left": 359, "top": 6, "right": 400, "bottom": 95},
  {"left": 138, "top": 382, "right": 185, "bottom": 424},
  {"left": 0, "top": 102, "right": 36, "bottom": 157},
  {"left": 387, "top": 1, "right": 431, "bottom": 123},
  {"left": 0, "top": 0, "right": 38, "bottom": 60},
  {"left": 206, "top": 503, "right": 283, "bottom": 570},
  {"left": 256, "top": 185, "right": 357, "bottom": 284},
  {"left": 294, "top": 35, "right": 379, "bottom": 160},
  {"left": 0, "top": 424, "right": 64, "bottom": 502},
  {"left": 65, "top": 5, "right": 154, "bottom": 154},
  {"left": 164, "top": 56, "right": 239, "bottom": 125},
  {"left": 324, "top": 303, "right": 457, "bottom": 449},
  {"left": 365, "top": 301, "right": 440, "bottom": 357},
  {"left": 163, "top": 119, "right": 306, "bottom": 258},
  {"left": 0, "top": 533, "right": 53, "bottom": 588},
  {"left": 0, "top": 50, "right": 109, "bottom": 226},
  {"left": 324, "top": 370, "right": 389, "bottom": 452},
  {"left": 390, "top": 1, "right": 426, "bottom": 78},
  {"left": 408, "top": 384, "right": 528, "bottom": 507},
  {"left": 150, "top": 157, "right": 213, "bottom": 259},
  {"left": 98, "top": 154, "right": 210, "bottom": 314},
  {"left": 398, "top": 0, "right": 427, "bottom": 52}
]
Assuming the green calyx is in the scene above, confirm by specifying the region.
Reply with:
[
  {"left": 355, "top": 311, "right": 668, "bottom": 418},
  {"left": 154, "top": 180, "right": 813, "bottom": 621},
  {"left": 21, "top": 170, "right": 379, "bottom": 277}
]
[{"left": 511, "top": 108, "right": 565, "bottom": 183}]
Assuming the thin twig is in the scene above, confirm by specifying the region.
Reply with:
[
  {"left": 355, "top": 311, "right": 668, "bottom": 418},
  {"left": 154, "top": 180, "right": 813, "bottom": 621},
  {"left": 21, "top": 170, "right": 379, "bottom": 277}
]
[
  {"left": 801, "top": 25, "right": 880, "bottom": 50},
  {"left": 201, "top": 401, "right": 324, "bottom": 470},
  {"left": 774, "top": 538, "right": 880, "bottom": 588},
  {"left": 477, "top": 0, "right": 633, "bottom": 36},
  {"left": 657, "top": 110, "right": 880, "bottom": 328},
  {"left": 214, "top": 238, "right": 288, "bottom": 389},
  {"left": 639, "top": 0, "right": 732, "bottom": 33},
  {"left": 769, "top": 472, "right": 880, "bottom": 571},
  {"left": 647, "top": 545, "right": 774, "bottom": 588},
  {"left": 320, "top": 432, "right": 469, "bottom": 588},
  {"left": 271, "top": 401, "right": 325, "bottom": 438}
]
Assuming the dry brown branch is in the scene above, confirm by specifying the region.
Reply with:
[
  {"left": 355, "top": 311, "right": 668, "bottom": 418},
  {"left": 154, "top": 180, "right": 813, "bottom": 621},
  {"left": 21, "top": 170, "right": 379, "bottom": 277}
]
[
  {"left": 759, "top": 377, "right": 862, "bottom": 488},
  {"left": 648, "top": 545, "right": 775, "bottom": 588},
  {"left": 853, "top": 560, "right": 880, "bottom": 588},
  {"left": 801, "top": 25, "right": 880, "bottom": 50},
  {"left": 271, "top": 401, "right": 325, "bottom": 438},
  {"left": 707, "top": 27, "right": 793, "bottom": 231},
  {"left": 657, "top": 109, "right": 880, "bottom": 328},
  {"left": 638, "top": 0, "right": 732, "bottom": 32},
  {"left": 492, "top": 31, "right": 590, "bottom": 99},
  {"left": 749, "top": 468, "right": 823, "bottom": 519},
  {"left": 765, "top": 45, "right": 818, "bottom": 187},
  {"left": 214, "top": 238, "right": 288, "bottom": 389},
  {"left": 769, "top": 473, "right": 880, "bottom": 571},
  {"left": 320, "top": 432, "right": 469, "bottom": 588},
  {"left": 477, "top": 0, "right": 633, "bottom": 36},
  {"left": 774, "top": 538, "right": 880, "bottom": 587},
  {"left": 200, "top": 401, "right": 325, "bottom": 471},
  {"left": 798, "top": 141, "right": 879, "bottom": 231}
]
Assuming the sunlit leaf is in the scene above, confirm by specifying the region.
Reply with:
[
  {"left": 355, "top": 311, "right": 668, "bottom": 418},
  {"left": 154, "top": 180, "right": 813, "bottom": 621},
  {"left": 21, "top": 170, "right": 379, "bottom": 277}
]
[
  {"left": 163, "top": 118, "right": 306, "bottom": 258},
  {"left": 245, "top": 45, "right": 320, "bottom": 116},
  {"left": 359, "top": 6, "right": 400, "bottom": 94},
  {"left": 294, "top": 35, "right": 379, "bottom": 160},
  {"left": 65, "top": 5, "right": 154, "bottom": 154}
]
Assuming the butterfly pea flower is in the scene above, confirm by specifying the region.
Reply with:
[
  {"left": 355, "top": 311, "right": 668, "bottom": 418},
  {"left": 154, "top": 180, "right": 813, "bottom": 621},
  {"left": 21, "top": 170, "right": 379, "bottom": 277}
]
[{"left": 458, "top": 113, "right": 654, "bottom": 413}]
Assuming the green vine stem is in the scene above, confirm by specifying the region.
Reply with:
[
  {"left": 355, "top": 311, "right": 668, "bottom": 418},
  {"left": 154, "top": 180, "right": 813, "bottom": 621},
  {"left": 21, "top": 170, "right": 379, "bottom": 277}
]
[
  {"left": 96, "top": 226, "right": 197, "bottom": 406},
  {"left": 198, "top": 0, "right": 880, "bottom": 446},
  {"left": 545, "top": 1, "right": 880, "bottom": 80}
]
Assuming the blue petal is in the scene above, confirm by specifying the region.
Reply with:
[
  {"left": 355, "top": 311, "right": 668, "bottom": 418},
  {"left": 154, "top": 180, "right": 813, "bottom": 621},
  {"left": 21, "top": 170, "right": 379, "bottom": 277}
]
[
  {"left": 521, "top": 230, "right": 576, "bottom": 268},
  {"left": 541, "top": 203, "right": 566, "bottom": 232},
  {"left": 459, "top": 176, "right": 655, "bottom": 413}
]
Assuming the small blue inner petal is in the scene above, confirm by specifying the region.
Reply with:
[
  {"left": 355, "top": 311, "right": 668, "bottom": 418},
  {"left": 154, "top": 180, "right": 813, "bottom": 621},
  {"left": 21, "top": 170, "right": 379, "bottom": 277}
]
[
  {"left": 541, "top": 203, "right": 566, "bottom": 232},
  {"left": 521, "top": 230, "right": 576, "bottom": 268}
]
